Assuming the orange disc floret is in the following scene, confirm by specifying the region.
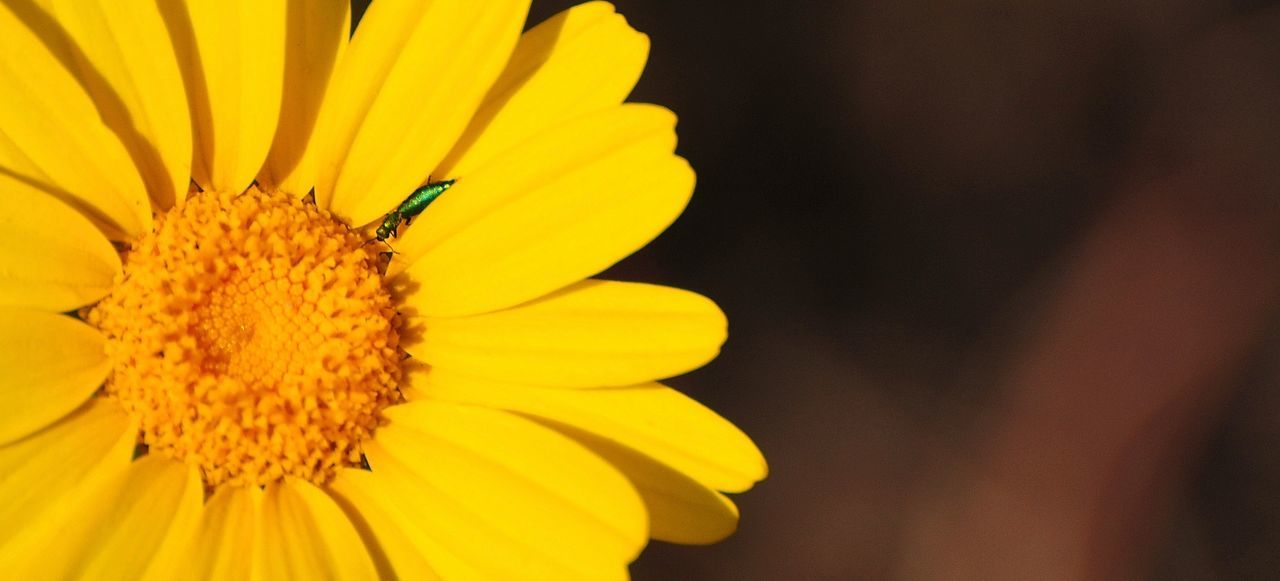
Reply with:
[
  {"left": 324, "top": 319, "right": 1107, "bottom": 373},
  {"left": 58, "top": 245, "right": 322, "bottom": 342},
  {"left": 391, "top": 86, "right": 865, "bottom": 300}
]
[{"left": 88, "top": 187, "right": 402, "bottom": 488}]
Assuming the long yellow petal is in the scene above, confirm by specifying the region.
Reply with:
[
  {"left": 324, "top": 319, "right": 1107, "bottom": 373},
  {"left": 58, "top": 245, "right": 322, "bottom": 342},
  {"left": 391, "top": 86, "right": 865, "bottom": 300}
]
[
  {"left": 408, "top": 280, "right": 726, "bottom": 388},
  {"left": 140, "top": 464, "right": 207, "bottom": 581},
  {"left": 0, "top": 309, "right": 111, "bottom": 444},
  {"left": 254, "top": 480, "right": 379, "bottom": 581},
  {"left": 161, "top": 0, "right": 286, "bottom": 193},
  {"left": 259, "top": 2, "right": 350, "bottom": 197},
  {"left": 329, "top": 471, "right": 441, "bottom": 581},
  {"left": 410, "top": 369, "right": 766, "bottom": 493},
  {"left": 109, "top": 460, "right": 204, "bottom": 581},
  {"left": 181, "top": 485, "right": 260, "bottom": 581},
  {"left": 393, "top": 105, "right": 693, "bottom": 317},
  {"left": 366, "top": 401, "right": 646, "bottom": 579},
  {"left": 349, "top": 460, "right": 512, "bottom": 580},
  {"left": 5, "top": 455, "right": 204, "bottom": 580},
  {"left": 48, "top": 0, "right": 192, "bottom": 209},
  {"left": 315, "top": 0, "right": 530, "bottom": 224},
  {"left": 436, "top": 1, "right": 649, "bottom": 177},
  {"left": 558, "top": 424, "right": 741, "bottom": 545},
  {"left": 0, "top": 399, "right": 134, "bottom": 551},
  {"left": 0, "top": 2, "right": 151, "bottom": 238},
  {"left": 0, "top": 184, "right": 120, "bottom": 311}
]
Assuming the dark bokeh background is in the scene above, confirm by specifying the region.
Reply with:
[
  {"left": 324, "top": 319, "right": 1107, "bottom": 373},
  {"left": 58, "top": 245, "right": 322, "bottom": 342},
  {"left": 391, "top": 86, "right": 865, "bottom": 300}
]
[{"left": 352, "top": 2, "right": 1280, "bottom": 579}]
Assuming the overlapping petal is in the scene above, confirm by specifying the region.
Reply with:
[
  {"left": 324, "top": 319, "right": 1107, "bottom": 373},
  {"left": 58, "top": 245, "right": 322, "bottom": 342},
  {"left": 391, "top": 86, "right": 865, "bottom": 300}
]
[
  {"left": 407, "top": 280, "right": 727, "bottom": 388},
  {"left": 161, "top": 0, "right": 286, "bottom": 193},
  {"left": 557, "top": 424, "right": 742, "bottom": 545},
  {"left": 260, "top": 2, "right": 350, "bottom": 196},
  {"left": 436, "top": 1, "right": 650, "bottom": 177},
  {"left": 313, "top": 0, "right": 531, "bottom": 225},
  {"left": 0, "top": 1, "right": 151, "bottom": 238},
  {"left": 364, "top": 401, "right": 647, "bottom": 579},
  {"left": 0, "top": 400, "right": 134, "bottom": 552},
  {"left": 0, "top": 309, "right": 112, "bottom": 444},
  {"left": 254, "top": 480, "right": 379, "bottom": 580},
  {"left": 47, "top": 0, "right": 192, "bottom": 209},
  {"left": 329, "top": 471, "right": 442, "bottom": 581},
  {"left": 393, "top": 105, "right": 693, "bottom": 317},
  {"left": 3, "top": 455, "right": 203, "bottom": 580},
  {"left": 410, "top": 368, "right": 765, "bottom": 492},
  {"left": 180, "top": 486, "right": 259, "bottom": 581},
  {"left": 0, "top": 185, "right": 120, "bottom": 311}
]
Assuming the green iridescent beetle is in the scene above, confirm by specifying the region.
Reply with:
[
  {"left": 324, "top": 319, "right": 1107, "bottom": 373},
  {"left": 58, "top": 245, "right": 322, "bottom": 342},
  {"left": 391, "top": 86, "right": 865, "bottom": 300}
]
[{"left": 375, "top": 178, "right": 456, "bottom": 242}]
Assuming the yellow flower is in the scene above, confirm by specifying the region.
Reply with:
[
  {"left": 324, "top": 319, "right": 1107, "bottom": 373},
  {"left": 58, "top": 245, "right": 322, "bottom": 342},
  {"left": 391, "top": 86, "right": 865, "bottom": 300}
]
[{"left": 0, "top": 0, "right": 765, "bottom": 578}]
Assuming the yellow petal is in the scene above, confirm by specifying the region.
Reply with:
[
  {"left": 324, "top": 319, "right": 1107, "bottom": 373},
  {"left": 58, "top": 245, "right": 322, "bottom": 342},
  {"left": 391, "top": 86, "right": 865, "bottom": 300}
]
[
  {"left": 393, "top": 105, "right": 693, "bottom": 317},
  {"left": 346, "top": 463, "right": 506, "bottom": 581},
  {"left": 0, "top": 309, "right": 111, "bottom": 444},
  {"left": 140, "top": 466, "right": 206, "bottom": 581},
  {"left": 0, "top": 399, "right": 134, "bottom": 551},
  {"left": 0, "top": 2, "right": 151, "bottom": 238},
  {"left": 254, "top": 480, "right": 379, "bottom": 581},
  {"left": 315, "top": 0, "right": 530, "bottom": 224},
  {"left": 48, "top": 0, "right": 193, "bottom": 209},
  {"left": 259, "top": 3, "right": 350, "bottom": 197},
  {"left": 436, "top": 1, "right": 649, "bottom": 177},
  {"left": 408, "top": 280, "right": 727, "bottom": 388},
  {"left": 162, "top": 0, "right": 286, "bottom": 193},
  {"left": 8, "top": 455, "right": 205, "bottom": 580},
  {"left": 366, "top": 401, "right": 646, "bottom": 579},
  {"left": 182, "top": 485, "right": 260, "bottom": 581},
  {"left": 410, "top": 369, "right": 765, "bottom": 493},
  {"left": 557, "top": 423, "right": 741, "bottom": 545},
  {"left": 0, "top": 184, "right": 120, "bottom": 311},
  {"left": 329, "top": 471, "right": 441, "bottom": 581}
]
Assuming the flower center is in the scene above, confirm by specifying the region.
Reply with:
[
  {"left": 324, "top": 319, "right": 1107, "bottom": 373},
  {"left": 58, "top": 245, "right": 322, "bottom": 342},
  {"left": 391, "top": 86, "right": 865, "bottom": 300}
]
[{"left": 88, "top": 187, "right": 402, "bottom": 488}]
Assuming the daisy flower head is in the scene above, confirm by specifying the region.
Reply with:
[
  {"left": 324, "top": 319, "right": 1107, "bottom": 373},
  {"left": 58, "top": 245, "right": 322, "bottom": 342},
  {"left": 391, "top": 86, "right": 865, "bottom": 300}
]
[{"left": 0, "top": 0, "right": 766, "bottom": 578}]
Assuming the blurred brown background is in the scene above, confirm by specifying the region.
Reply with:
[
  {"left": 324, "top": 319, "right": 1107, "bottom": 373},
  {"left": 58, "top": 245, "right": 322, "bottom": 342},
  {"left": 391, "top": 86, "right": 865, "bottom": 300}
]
[{"left": 355, "top": 1, "right": 1280, "bottom": 579}]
